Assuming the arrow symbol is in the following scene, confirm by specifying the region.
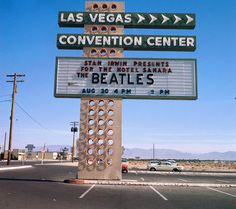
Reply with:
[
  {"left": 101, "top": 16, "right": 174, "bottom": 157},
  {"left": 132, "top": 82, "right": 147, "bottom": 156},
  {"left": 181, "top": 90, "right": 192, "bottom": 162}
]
[
  {"left": 68, "top": 82, "right": 78, "bottom": 86},
  {"left": 149, "top": 14, "right": 157, "bottom": 24},
  {"left": 161, "top": 14, "right": 169, "bottom": 24},
  {"left": 137, "top": 14, "right": 145, "bottom": 23},
  {"left": 186, "top": 15, "right": 194, "bottom": 24},
  {"left": 174, "top": 15, "right": 182, "bottom": 24}
]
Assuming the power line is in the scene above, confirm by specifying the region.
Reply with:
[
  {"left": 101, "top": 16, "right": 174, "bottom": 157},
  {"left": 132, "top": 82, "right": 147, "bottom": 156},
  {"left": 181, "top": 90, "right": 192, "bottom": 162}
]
[
  {"left": 15, "top": 101, "right": 69, "bottom": 136},
  {"left": 0, "top": 100, "right": 11, "bottom": 103},
  {"left": 14, "top": 101, "right": 50, "bottom": 131},
  {"left": 0, "top": 94, "right": 11, "bottom": 98}
]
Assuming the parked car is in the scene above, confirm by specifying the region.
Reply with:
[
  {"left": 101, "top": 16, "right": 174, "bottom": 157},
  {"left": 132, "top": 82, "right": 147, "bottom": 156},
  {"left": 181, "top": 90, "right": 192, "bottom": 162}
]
[
  {"left": 147, "top": 160, "right": 183, "bottom": 172},
  {"left": 167, "top": 159, "right": 177, "bottom": 165},
  {"left": 147, "top": 160, "right": 160, "bottom": 171},
  {"left": 121, "top": 158, "right": 128, "bottom": 173}
]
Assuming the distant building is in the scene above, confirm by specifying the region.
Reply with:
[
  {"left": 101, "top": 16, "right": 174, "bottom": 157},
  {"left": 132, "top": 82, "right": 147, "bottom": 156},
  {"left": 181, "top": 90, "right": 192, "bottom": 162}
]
[
  {"left": 12, "top": 149, "right": 26, "bottom": 160},
  {"left": 1, "top": 149, "right": 72, "bottom": 161},
  {"left": 31, "top": 152, "right": 58, "bottom": 160}
]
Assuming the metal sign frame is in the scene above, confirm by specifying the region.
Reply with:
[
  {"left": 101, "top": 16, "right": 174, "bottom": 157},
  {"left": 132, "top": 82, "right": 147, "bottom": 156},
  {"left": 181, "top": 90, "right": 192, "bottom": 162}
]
[{"left": 54, "top": 57, "right": 197, "bottom": 100}]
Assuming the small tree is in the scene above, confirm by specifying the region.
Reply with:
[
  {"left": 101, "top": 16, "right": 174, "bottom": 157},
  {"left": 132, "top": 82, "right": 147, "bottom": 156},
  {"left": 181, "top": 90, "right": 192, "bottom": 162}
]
[
  {"left": 61, "top": 147, "right": 69, "bottom": 160},
  {"left": 25, "top": 144, "right": 35, "bottom": 159}
]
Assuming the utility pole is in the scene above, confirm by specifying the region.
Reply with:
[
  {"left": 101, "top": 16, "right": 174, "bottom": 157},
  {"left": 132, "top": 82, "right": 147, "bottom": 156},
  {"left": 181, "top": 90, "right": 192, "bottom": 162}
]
[
  {"left": 6, "top": 73, "right": 25, "bottom": 165},
  {"left": 70, "top": 121, "right": 79, "bottom": 162},
  {"left": 3, "top": 132, "right": 7, "bottom": 160},
  {"left": 153, "top": 144, "right": 155, "bottom": 160},
  {"left": 41, "top": 143, "right": 46, "bottom": 165}
]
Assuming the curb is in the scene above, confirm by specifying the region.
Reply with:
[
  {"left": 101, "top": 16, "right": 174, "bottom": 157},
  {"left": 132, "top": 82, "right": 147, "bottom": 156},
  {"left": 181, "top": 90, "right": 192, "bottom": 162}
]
[
  {"left": 0, "top": 165, "right": 32, "bottom": 171},
  {"left": 35, "top": 162, "right": 77, "bottom": 166},
  {"left": 129, "top": 170, "right": 236, "bottom": 176},
  {"left": 64, "top": 179, "right": 236, "bottom": 188}
]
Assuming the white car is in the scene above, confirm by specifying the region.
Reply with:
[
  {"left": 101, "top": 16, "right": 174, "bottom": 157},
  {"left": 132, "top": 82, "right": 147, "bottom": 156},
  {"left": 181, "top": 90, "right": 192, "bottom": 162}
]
[
  {"left": 147, "top": 161, "right": 184, "bottom": 172},
  {"left": 167, "top": 159, "right": 177, "bottom": 165}
]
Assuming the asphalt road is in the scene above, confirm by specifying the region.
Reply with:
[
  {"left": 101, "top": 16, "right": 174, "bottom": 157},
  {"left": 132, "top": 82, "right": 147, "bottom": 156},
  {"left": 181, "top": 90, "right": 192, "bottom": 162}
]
[
  {"left": 124, "top": 172, "right": 236, "bottom": 184},
  {"left": 0, "top": 164, "right": 236, "bottom": 209},
  {"left": 0, "top": 160, "right": 68, "bottom": 167}
]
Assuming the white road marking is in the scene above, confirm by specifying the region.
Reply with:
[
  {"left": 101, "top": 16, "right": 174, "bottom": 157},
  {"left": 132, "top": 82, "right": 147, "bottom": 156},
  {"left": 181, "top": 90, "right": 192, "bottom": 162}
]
[
  {"left": 178, "top": 178, "right": 188, "bottom": 182},
  {"left": 0, "top": 165, "right": 32, "bottom": 171},
  {"left": 149, "top": 186, "right": 168, "bottom": 201},
  {"left": 121, "top": 180, "right": 138, "bottom": 182},
  {"left": 140, "top": 178, "right": 145, "bottom": 181},
  {"left": 207, "top": 187, "right": 236, "bottom": 198},
  {"left": 79, "top": 184, "right": 96, "bottom": 199},
  {"left": 216, "top": 179, "right": 230, "bottom": 183}
]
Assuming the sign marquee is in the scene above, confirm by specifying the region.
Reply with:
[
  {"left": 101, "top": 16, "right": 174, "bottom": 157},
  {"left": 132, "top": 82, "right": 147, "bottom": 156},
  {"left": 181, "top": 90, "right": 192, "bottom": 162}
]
[
  {"left": 57, "top": 34, "right": 196, "bottom": 51},
  {"left": 58, "top": 12, "right": 195, "bottom": 29},
  {"left": 55, "top": 2, "right": 198, "bottom": 181},
  {"left": 55, "top": 57, "right": 197, "bottom": 100}
]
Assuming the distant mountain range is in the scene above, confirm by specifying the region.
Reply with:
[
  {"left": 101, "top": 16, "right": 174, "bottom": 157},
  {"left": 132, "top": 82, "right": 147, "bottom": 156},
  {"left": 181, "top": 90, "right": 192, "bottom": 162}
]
[
  {"left": 124, "top": 148, "right": 236, "bottom": 161},
  {"left": 34, "top": 145, "right": 236, "bottom": 161}
]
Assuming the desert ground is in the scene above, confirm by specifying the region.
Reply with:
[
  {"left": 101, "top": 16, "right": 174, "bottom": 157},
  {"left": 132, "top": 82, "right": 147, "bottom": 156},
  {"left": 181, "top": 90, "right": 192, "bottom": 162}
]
[{"left": 128, "top": 160, "right": 236, "bottom": 171}]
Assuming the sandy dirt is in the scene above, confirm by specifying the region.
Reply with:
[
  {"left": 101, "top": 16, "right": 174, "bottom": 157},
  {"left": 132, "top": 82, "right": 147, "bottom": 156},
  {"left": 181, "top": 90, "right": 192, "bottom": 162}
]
[{"left": 128, "top": 160, "right": 236, "bottom": 171}]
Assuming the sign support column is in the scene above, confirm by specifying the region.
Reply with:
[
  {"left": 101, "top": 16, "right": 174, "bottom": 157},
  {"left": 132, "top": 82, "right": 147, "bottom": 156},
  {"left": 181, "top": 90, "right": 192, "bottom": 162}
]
[{"left": 77, "top": 1, "right": 124, "bottom": 180}]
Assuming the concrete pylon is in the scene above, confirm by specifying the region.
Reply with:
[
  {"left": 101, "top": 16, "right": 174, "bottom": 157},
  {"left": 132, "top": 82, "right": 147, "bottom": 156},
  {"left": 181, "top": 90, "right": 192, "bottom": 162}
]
[{"left": 77, "top": 1, "right": 124, "bottom": 180}]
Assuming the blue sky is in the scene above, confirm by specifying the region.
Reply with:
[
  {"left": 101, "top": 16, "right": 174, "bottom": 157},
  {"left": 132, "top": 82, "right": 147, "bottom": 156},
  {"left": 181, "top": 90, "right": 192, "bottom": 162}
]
[{"left": 0, "top": 0, "right": 235, "bottom": 153}]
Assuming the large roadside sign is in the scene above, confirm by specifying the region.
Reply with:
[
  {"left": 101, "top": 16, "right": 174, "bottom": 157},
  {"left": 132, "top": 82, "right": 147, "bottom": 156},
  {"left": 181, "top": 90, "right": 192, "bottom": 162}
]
[
  {"left": 57, "top": 34, "right": 196, "bottom": 51},
  {"left": 55, "top": 57, "right": 197, "bottom": 100},
  {"left": 58, "top": 12, "right": 195, "bottom": 29}
]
